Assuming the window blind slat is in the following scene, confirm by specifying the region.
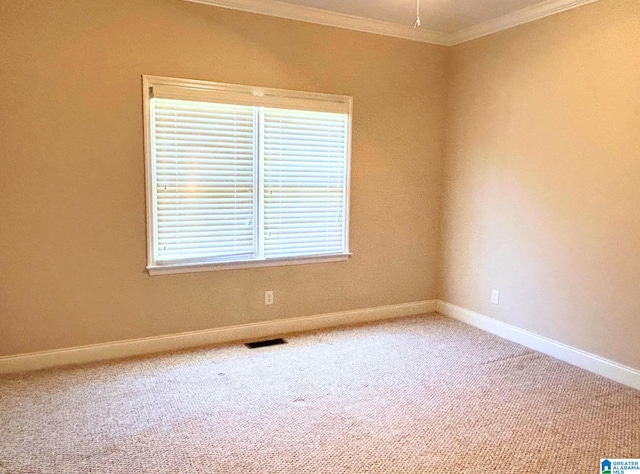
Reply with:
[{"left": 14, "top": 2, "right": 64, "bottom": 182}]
[
  {"left": 153, "top": 98, "right": 255, "bottom": 262},
  {"left": 262, "top": 107, "right": 347, "bottom": 259}
]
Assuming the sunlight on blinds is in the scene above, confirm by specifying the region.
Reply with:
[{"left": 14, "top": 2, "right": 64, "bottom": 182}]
[
  {"left": 263, "top": 108, "right": 347, "bottom": 258},
  {"left": 153, "top": 99, "right": 255, "bottom": 262}
]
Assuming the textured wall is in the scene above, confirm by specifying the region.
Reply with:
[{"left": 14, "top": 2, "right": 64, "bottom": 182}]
[
  {"left": 0, "top": 0, "right": 447, "bottom": 356},
  {"left": 5, "top": 0, "right": 636, "bottom": 371},
  {"left": 441, "top": 0, "right": 640, "bottom": 368}
]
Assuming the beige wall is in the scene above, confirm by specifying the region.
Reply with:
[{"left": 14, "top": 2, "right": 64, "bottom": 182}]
[
  {"left": 0, "top": 0, "right": 447, "bottom": 356},
  {"left": 441, "top": 0, "right": 640, "bottom": 368},
  {"left": 3, "top": 0, "right": 638, "bottom": 372}
]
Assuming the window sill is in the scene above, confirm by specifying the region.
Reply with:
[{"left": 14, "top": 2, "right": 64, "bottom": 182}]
[{"left": 146, "top": 253, "right": 352, "bottom": 276}]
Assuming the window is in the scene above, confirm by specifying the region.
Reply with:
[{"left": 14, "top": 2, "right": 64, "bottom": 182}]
[{"left": 143, "top": 76, "right": 352, "bottom": 274}]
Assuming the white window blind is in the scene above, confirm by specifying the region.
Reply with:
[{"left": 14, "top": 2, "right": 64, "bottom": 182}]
[
  {"left": 263, "top": 108, "right": 347, "bottom": 258},
  {"left": 153, "top": 98, "right": 255, "bottom": 263},
  {"left": 144, "top": 76, "right": 352, "bottom": 274}
]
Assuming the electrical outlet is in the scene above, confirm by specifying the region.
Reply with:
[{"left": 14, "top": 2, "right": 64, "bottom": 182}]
[
  {"left": 265, "top": 290, "right": 274, "bottom": 305},
  {"left": 491, "top": 289, "right": 500, "bottom": 305}
]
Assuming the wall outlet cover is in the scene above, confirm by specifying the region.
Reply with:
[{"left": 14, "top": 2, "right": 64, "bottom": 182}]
[{"left": 491, "top": 289, "right": 500, "bottom": 305}]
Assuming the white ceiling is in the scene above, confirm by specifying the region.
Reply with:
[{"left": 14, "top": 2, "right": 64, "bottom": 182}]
[
  {"left": 274, "top": 0, "right": 543, "bottom": 34},
  {"left": 186, "top": 0, "right": 602, "bottom": 45}
]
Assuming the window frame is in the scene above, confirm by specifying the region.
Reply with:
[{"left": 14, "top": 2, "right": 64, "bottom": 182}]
[{"left": 142, "top": 75, "right": 352, "bottom": 275}]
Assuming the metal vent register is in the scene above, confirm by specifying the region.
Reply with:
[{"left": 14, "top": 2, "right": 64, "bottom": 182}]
[{"left": 245, "top": 338, "right": 287, "bottom": 349}]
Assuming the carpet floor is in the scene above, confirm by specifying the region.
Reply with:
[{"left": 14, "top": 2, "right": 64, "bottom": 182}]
[{"left": 1, "top": 313, "right": 639, "bottom": 473}]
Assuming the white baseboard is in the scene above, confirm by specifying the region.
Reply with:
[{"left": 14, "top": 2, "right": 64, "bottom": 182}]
[
  {"left": 436, "top": 300, "right": 640, "bottom": 391},
  {"left": 0, "top": 300, "right": 437, "bottom": 375}
]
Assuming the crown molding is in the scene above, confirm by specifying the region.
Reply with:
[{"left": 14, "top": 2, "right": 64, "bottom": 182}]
[
  {"left": 449, "top": 0, "right": 602, "bottom": 45},
  {"left": 182, "top": 0, "right": 602, "bottom": 47},
  {"left": 182, "top": 0, "right": 452, "bottom": 46}
]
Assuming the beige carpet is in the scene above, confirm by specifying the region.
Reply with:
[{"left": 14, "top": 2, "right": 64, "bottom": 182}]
[{"left": 1, "top": 313, "right": 639, "bottom": 473}]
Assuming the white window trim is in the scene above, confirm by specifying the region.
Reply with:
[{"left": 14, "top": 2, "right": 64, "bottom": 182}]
[
  {"left": 142, "top": 75, "right": 353, "bottom": 275},
  {"left": 147, "top": 253, "right": 352, "bottom": 276}
]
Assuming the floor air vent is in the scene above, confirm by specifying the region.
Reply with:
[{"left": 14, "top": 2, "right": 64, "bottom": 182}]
[{"left": 245, "top": 338, "right": 287, "bottom": 349}]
